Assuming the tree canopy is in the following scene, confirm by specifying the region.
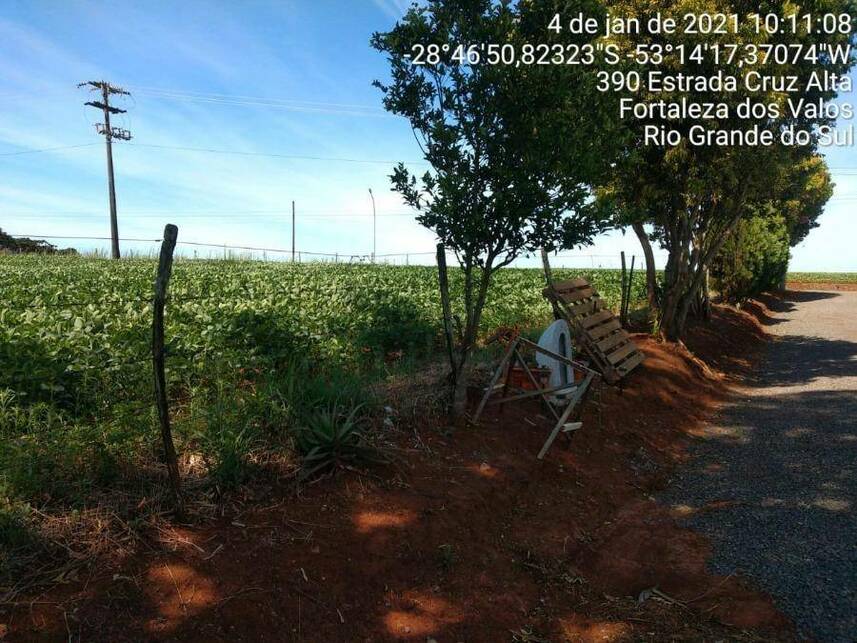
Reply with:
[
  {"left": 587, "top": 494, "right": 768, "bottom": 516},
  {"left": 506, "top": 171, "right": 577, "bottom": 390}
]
[
  {"left": 372, "top": 0, "right": 622, "bottom": 414},
  {"left": 599, "top": 0, "right": 855, "bottom": 339}
]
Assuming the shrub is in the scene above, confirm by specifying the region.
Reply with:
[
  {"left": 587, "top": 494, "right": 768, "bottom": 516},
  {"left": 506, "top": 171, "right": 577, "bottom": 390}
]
[
  {"left": 712, "top": 214, "right": 791, "bottom": 303},
  {"left": 294, "top": 402, "right": 378, "bottom": 479}
]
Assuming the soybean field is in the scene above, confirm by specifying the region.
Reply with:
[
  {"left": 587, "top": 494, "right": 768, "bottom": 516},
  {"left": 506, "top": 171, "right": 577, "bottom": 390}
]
[{"left": 0, "top": 255, "right": 646, "bottom": 561}]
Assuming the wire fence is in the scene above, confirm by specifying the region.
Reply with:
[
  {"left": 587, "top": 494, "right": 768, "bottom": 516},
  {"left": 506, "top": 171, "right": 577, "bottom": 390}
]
[{"left": 6, "top": 233, "right": 667, "bottom": 269}]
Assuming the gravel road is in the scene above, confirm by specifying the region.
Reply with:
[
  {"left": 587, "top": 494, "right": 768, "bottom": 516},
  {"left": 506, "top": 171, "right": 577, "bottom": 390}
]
[{"left": 663, "top": 290, "right": 857, "bottom": 642}]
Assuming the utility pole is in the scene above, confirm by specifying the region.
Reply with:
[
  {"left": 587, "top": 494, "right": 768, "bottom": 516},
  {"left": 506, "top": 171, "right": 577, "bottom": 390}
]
[
  {"left": 368, "top": 188, "right": 376, "bottom": 263},
  {"left": 79, "top": 80, "right": 131, "bottom": 259},
  {"left": 291, "top": 200, "right": 295, "bottom": 262}
]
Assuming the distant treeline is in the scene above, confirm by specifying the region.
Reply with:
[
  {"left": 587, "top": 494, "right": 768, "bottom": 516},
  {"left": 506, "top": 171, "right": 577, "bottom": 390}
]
[{"left": 0, "top": 229, "right": 77, "bottom": 255}]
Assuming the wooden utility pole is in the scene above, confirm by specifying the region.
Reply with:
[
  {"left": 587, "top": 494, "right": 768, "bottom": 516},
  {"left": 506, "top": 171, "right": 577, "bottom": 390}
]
[
  {"left": 79, "top": 80, "right": 131, "bottom": 259},
  {"left": 291, "top": 200, "right": 296, "bottom": 262},
  {"left": 153, "top": 224, "right": 185, "bottom": 519}
]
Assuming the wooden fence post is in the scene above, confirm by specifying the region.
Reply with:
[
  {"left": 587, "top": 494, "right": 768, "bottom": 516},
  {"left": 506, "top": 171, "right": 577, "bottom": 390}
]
[
  {"left": 153, "top": 224, "right": 185, "bottom": 519},
  {"left": 625, "top": 255, "right": 636, "bottom": 324},
  {"left": 436, "top": 243, "right": 456, "bottom": 375}
]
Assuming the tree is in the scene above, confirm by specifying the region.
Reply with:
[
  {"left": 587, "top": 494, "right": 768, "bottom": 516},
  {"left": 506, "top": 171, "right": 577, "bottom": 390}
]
[
  {"left": 712, "top": 154, "right": 833, "bottom": 299},
  {"left": 372, "top": 0, "right": 619, "bottom": 417},
  {"left": 600, "top": 0, "right": 855, "bottom": 340},
  {"left": 0, "top": 229, "right": 76, "bottom": 255},
  {"left": 712, "top": 214, "right": 791, "bottom": 302},
  {"left": 776, "top": 154, "right": 833, "bottom": 247}
]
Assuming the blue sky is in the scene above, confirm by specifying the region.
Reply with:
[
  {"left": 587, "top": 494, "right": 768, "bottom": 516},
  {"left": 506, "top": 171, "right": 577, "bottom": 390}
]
[{"left": 0, "top": 0, "right": 855, "bottom": 271}]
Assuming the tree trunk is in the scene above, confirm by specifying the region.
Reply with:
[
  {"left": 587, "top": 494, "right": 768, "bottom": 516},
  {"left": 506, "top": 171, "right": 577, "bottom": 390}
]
[
  {"left": 659, "top": 288, "right": 684, "bottom": 341},
  {"left": 632, "top": 221, "right": 658, "bottom": 311},
  {"left": 449, "top": 264, "right": 493, "bottom": 422},
  {"left": 451, "top": 358, "right": 472, "bottom": 419}
]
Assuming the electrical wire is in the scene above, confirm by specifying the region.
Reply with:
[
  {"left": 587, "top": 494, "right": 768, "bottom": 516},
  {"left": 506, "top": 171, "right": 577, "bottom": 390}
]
[
  {"left": 117, "top": 141, "right": 427, "bottom": 165},
  {"left": 129, "top": 85, "right": 387, "bottom": 117},
  {"left": 0, "top": 143, "right": 100, "bottom": 157}
]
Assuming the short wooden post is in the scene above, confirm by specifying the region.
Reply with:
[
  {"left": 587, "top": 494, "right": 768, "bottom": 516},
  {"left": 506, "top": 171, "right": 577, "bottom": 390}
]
[
  {"left": 436, "top": 243, "right": 456, "bottom": 375},
  {"left": 153, "top": 224, "right": 185, "bottom": 519},
  {"left": 625, "top": 255, "right": 636, "bottom": 324}
]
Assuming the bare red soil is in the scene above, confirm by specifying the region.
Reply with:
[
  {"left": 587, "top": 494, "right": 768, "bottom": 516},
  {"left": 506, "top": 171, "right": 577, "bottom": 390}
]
[{"left": 4, "top": 303, "right": 795, "bottom": 642}]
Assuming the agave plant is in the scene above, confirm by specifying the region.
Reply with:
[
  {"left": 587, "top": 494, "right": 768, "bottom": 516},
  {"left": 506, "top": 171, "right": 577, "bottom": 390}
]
[{"left": 294, "top": 403, "right": 378, "bottom": 479}]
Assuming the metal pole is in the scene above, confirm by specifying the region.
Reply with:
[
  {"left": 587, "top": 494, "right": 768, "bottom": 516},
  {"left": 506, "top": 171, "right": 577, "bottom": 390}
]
[
  {"left": 291, "top": 200, "right": 295, "bottom": 262},
  {"left": 368, "top": 188, "right": 376, "bottom": 263}
]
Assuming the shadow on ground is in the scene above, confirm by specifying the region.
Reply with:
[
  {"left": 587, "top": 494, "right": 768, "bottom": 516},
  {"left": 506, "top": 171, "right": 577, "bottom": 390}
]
[{"left": 664, "top": 290, "right": 857, "bottom": 641}]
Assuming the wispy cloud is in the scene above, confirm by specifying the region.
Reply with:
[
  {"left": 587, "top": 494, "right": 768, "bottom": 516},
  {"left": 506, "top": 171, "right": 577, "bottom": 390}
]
[{"left": 372, "top": 0, "right": 413, "bottom": 21}]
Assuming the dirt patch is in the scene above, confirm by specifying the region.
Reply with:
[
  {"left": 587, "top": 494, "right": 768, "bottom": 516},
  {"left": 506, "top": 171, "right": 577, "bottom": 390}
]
[{"left": 3, "top": 304, "right": 793, "bottom": 641}]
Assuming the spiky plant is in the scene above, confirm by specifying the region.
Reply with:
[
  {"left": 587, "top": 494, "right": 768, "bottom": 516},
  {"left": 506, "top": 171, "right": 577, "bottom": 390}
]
[{"left": 295, "top": 403, "right": 377, "bottom": 479}]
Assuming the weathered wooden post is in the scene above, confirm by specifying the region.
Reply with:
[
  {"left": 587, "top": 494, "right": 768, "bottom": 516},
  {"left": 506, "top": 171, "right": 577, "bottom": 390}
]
[
  {"left": 153, "top": 224, "right": 185, "bottom": 519},
  {"left": 624, "top": 255, "right": 636, "bottom": 324}
]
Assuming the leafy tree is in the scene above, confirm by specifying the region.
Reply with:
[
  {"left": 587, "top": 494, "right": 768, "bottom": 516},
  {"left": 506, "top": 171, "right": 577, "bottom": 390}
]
[
  {"left": 600, "top": 0, "right": 855, "bottom": 339},
  {"left": 712, "top": 214, "right": 791, "bottom": 302},
  {"left": 776, "top": 154, "right": 834, "bottom": 247},
  {"left": 712, "top": 154, "right": 832, "bottom": 300},
  {"left": 372, "top": 0, "right": 620, "bottom": 416}
]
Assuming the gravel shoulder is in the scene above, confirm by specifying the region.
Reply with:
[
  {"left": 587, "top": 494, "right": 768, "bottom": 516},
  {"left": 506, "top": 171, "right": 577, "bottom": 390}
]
[{"left": 663, "top": 290, "right": 857, "bottom": 642}]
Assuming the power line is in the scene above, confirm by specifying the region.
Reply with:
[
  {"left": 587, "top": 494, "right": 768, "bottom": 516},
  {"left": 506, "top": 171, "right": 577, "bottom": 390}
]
[
  {"left": 128, "top": 86, "right": 388, "bottom": 117},
  {"left": 0, "top": 143, "right": 99, "bottom": 157},
  {"left": 119, "top": 141, "right": 428, "bottom": 165}
]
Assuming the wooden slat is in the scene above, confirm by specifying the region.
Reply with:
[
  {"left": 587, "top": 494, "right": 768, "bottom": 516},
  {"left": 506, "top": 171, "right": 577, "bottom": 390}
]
[
  {"left": 552, "top": 277, "right": 590, "bottom": 291},
  {"left": 617, "top": 350, "right": 645, "bottom": 374},
  {"left": 596, "top": 330, "right": 629, "bottom": 353},
  {"left": 564, "top": 299, "right": 598, "bottom": 318},
  {"left": 606, "top": 341, "right": 638, "bottom": 365},
  {"left": 587, "top": 318, "right": 621, "bottom": 340},
  {"left": 580, "top": 309, "right": 613, "bottom": 329},
  {"left": 559, "top": 287, "right": 594, "bottom": 303}
]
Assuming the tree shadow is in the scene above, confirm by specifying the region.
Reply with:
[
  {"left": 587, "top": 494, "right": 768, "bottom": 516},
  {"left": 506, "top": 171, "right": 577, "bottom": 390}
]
[
  {"left": 664, "top": 388, "right": 857, "bottom": 640},
  {"left": 756, "top": 290, "right": 841, "bottom": 314},
  {"left": 751, "top": 335, "right": 857, "bottom": 387}
]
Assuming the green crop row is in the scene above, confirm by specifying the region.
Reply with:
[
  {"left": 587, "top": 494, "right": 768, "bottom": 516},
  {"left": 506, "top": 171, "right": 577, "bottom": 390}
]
[
  {"left": 786, "top": 272, "right": 857, "bottom": 284},
  {"left": 1, "top": 256, "right": 646, "bottom": 392}
]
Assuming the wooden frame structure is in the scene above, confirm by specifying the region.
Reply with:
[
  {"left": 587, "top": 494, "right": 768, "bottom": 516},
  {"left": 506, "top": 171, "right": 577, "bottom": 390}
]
[
  {"left": 473, "top": 335, "right": 598, "bottom": 459},
  {"left": 542, "top": 277, "right": 644, "bottom": 384}
]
